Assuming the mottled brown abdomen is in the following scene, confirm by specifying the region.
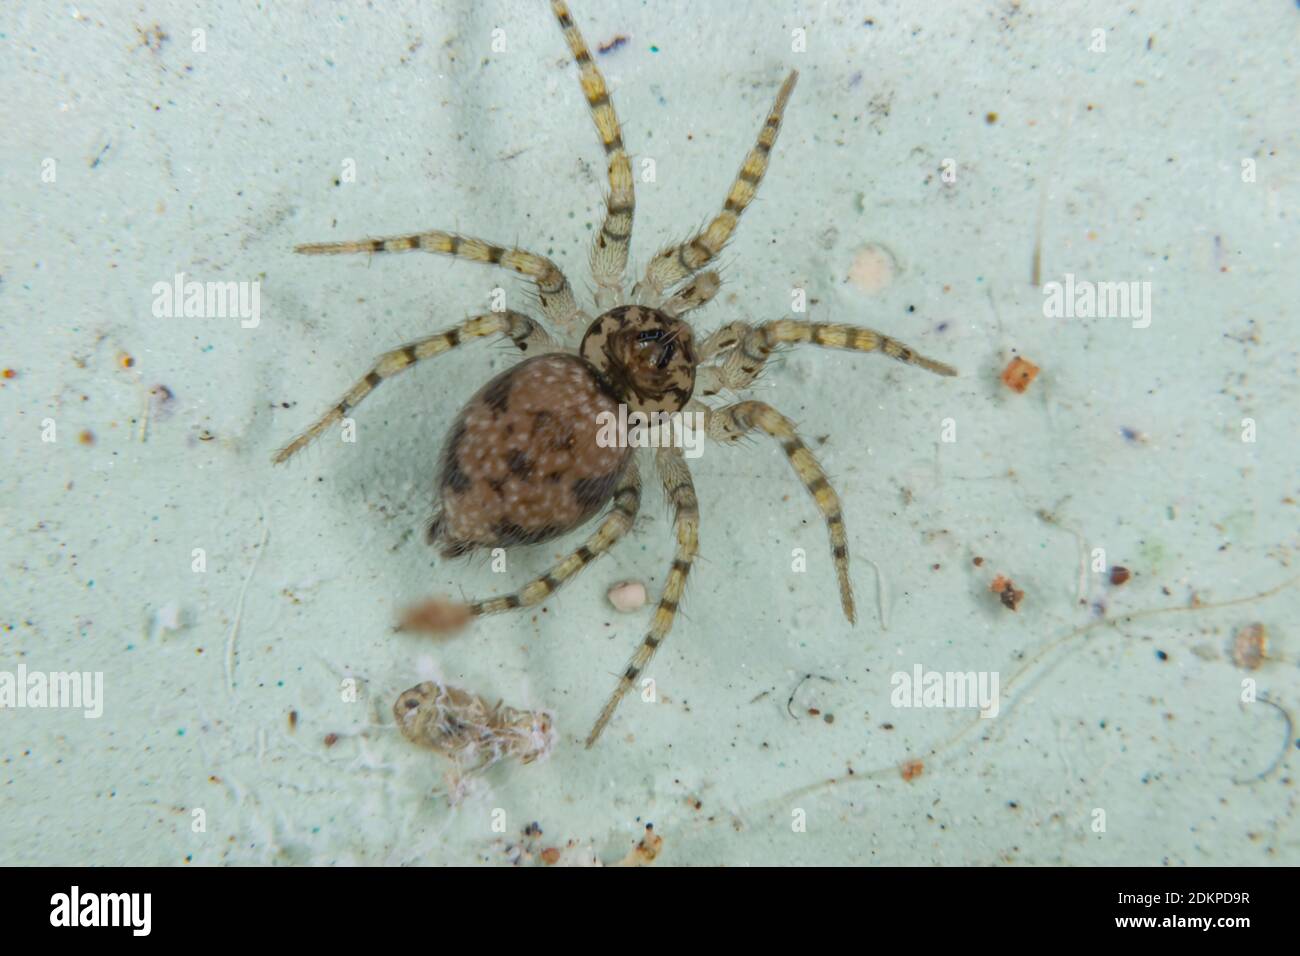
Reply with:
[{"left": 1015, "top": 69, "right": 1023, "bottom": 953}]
[{"left": 429, "top": 353, "right": 632, "bottom": 557}]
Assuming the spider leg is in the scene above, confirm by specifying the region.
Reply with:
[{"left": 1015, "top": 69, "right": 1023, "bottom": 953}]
[
  {"left": 634, "top": 71, "right": 798, "bottom": 304},
  {"left": 295, "top": 230, "right": 586, "bottom": 331},
  {"left": 586, "top": 447, "right": 699, "bottom": 748},
  {"left": 694, "top": 398, "right": 856, "bottom": 624},
  {"left": 698, "top": 318, "right": 956, "bottom": 394},
  {"left": 552, "top": 0, "right": 634, "bottom": 310},
  {"left": 660, "top": 270, "right": 721, "bottom": 319},
  {"left": 693, "top": 320, "right": 750, "bottom": 396},
  {"left": 272, "top": 311, "right": 553, "bottom": 463},
  {"left": 697, "top": 320, "right": 749, "bottom": 361},
  {"left": 396, "top": 460, "right": 642, "bottom": 633}
]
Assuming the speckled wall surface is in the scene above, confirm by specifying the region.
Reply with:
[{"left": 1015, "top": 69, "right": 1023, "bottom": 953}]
[{"left": 2, "top": 0, "right": 1297, "bottom": 865}]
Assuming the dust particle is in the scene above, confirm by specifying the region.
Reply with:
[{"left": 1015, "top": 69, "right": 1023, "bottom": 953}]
[
  {"left": 1232, "top": 622, "right": 1267, "bottom": 670},
  {"left": 990, "top": 575, "right": 1024, "bottom": 611}
]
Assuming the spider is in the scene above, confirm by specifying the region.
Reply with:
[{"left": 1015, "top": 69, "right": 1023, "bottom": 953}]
[{"left": 274, "top": 0, "right": 956, "bottom": 749}]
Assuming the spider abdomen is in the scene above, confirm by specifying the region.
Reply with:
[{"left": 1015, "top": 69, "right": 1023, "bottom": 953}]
[{"left": 429, "top": 353, "right": 631, "bottom": 557}]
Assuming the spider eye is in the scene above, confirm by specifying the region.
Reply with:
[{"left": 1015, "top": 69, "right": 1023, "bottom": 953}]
[
  {"left": 637, "top": 329, "right": 664, "bottom": 343},
  {"left": 655, "top": 343, "right": 675, "bottom": 370}
]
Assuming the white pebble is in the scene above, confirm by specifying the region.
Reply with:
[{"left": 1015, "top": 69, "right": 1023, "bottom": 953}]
[
  {"left": 847, "top": 242, "right": 898, "bottom": 294},
  {"left": 607, "top": 580, "right": 647, "bottom": 612}
]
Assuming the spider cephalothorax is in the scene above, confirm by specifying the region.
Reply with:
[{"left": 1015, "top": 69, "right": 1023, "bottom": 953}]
[
  {"left": 580, "top": 305, "right": 697, "bottom": 416},
  {"left": 275, "top": 0, "right": 956, "bottom": 749}
]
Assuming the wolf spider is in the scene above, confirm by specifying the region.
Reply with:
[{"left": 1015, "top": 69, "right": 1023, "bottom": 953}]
[{"left": 274, "top": 1, "right": 955, "bottom": 748}]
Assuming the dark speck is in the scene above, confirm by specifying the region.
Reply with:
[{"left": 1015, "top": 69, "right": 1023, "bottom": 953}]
[{"left": 596, "top": 35, "right": 628, "bottom": 55}]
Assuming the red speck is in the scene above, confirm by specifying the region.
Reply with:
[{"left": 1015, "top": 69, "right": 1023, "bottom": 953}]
[{"left": 1000, "top": 356, "right": 1040, "bottom": 394}]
